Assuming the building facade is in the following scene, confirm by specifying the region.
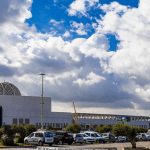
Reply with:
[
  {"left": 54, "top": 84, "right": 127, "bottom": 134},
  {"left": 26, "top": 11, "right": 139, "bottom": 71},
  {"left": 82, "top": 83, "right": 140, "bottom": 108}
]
[
  {"left": 0, "top": 82, "right": 150, "bottom": 129},
  {"left": 72, "top": 113, "right": 150, "bottom": 129}
]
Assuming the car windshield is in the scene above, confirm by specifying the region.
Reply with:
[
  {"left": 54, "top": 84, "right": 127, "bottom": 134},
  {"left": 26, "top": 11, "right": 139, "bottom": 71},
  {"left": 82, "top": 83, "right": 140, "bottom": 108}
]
[
  {"left": 66, "top": 133, "right": 73, "bottom": 137},
  {"left": 44, "top": 132, "right": 53, "bottom": 137},
  {"left": 94, "top": 133, "right": 102, "bottom": 137},
  {"left": 76, "top": 134, "right": 82, "bottom": 137},
  {"left": 81, "top": 134, "right": 88, "bottom": 137}
]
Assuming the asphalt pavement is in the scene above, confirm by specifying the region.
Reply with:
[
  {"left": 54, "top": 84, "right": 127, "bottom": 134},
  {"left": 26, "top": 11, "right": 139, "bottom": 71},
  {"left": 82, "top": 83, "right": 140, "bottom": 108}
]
[{"left": 0, "top": 141, "right": 150, "bottom": 150}]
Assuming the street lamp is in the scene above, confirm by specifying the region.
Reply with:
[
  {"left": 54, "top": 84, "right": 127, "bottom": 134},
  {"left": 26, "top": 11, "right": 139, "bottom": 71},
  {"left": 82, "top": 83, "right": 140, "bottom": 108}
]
[{"left": 39, "top": 73, "right": 45, "bottom": 130}]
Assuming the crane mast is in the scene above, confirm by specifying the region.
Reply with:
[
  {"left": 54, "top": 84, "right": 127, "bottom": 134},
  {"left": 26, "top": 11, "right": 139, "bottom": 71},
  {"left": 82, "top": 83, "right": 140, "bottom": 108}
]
[{"left": 72, "top": 102, "right": 79, "bottom": 124}]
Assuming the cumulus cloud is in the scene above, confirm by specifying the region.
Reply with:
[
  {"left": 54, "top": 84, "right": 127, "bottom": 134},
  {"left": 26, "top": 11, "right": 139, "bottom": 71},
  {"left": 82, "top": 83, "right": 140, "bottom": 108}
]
[
  {"left": 73, "top": 72, "right": 106, "bottom": 86},
  {"left": 49, "top": 19, "right": 64, "bottom": 26},
  {"left": 67, "top": 0, "right": 99, "bottom": 16},
  {"left": 1, "top": 0, "right": 150, "bottom": 115},
  {"left": 70, "top": 21, "right": 90, "bottom": 35},
  {"left": 95, "top": 0, "right": 150, "bottom": 84},
  {"left": 63, "top": 31, "right": 71, "bottom": 37}
]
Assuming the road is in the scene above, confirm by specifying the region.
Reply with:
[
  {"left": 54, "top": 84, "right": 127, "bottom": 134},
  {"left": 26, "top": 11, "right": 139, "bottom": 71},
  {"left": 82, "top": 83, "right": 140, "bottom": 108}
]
[{"left": 1, "top": 141, "right": 150, "bottom": 150}]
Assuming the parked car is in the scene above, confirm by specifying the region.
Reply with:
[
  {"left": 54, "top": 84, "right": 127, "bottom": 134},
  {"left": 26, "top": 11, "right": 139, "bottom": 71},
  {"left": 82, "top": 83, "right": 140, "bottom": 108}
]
[
  {"left": 117, "top": 136, "right": 126, "bottom": 142},
  {"left": 24, "top": 131, "right": 54, "bottom": 146},
  {"left": 79, "top": 133, "right": 95, "bottom": 144},
  {"left": 101, "top": 133, "right": 116, "bottom": 143},
  {"left": 53, "top": 131, "right": 74, "bottom": 145},
  {"left": 136, "top": 133, "right": 142, "bottom": 141},
  {"left": 73, "top": 134, "right": 84, "bottom": 144},
  {"left": 84, "top": 131, "right": 107, "bottom": 143},
  {"left": 140, "top": 133, "right": 150, "bottom": 141}
]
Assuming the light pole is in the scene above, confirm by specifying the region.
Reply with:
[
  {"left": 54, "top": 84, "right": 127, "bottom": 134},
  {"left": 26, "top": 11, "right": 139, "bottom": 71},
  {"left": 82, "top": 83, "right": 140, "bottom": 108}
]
[{"left": 39, "top": 73, "right": 45, "bottom": 130}]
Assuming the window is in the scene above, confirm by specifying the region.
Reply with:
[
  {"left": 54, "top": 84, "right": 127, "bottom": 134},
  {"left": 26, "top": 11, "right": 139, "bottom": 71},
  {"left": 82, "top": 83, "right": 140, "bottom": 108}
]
[
  {"left": 29, "top": 133, "right": 34, "bottom": 138},
  {"left": 86, "top": 133, "right": 90, "bottom": 136},
  {"left": 44, "top": 132, "right": 53, "bottom": 137},
  {"left": 19, "top": 118, "right": 23, "bottom": 124},
  {"left": 25, "top": 119, "right": 29, "bottom": 124},
  {"left": 35, "top": 133, "right": 43, "bottom": 137},
  {"left": 91, "top": 133, "right": 95, "bottom": 137},
  {"left": 13, "top": 118, "right": 17, "bottom": 124}
]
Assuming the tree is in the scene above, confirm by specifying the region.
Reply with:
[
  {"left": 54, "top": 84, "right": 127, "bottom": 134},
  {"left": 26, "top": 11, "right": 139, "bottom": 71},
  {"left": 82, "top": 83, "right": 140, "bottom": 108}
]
[
  {"left": 66, "top": 124, "right": 81, "bottom": 133},
  {"left": 47, "top": 124, "right": 53, "bottom": 130},
  {"left": 0, "top": 129, "right": 3, "bottom": 139},
  {"left": 111, "top": 123, "right": 127, "bottom": 136},
  {"left": 15, "top": 124, "right": 26, "bottom": 143},
  {"left": 137, "top": 127, "right": 148, "bottom": 133},
  {"left": 24, "top": 124, "right": 36, "bottom": 136},
  {"left": 56, "top": 123, "right": 59, "bottom": 129},
  {"left": 93, "top": 124, "right": 97, "bottom": 129},
  {"left": 126, "top": 126, "right": 138, "bottom": 148},
  {"left": 94, "top": 125, "right": 112, "bottom": 133},
  {"left": 2, "top": 125, "right": 17, "bottom": 146},
  {"left": 112, "top": 123, "right": 138, "bottom": 148}
]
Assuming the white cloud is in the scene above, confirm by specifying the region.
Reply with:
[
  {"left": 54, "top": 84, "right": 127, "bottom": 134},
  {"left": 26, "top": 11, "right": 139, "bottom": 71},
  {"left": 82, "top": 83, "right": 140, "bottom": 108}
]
[
  {"left": 63, "top": 31, "right": 71, "bottom": 37},
  {"left": 73, "top": 72, "right": 106, "bottom": 86},
  {"left": 95, "top": 0, "right": 150, "bottom": 82},
  {"left": 1, "top": 0, "right": 150, "bottom": 115},
  {"left": 70, "top": 21, "right": 89, "bottom": 35},
  {"left": 49, "top": 19, "right": 64, "bottom": 26},
  {"left": 135, "top": 87, "right": 150, "bottom": 102},
  {"left": 67, "top": 0, "right": 99, "bottom": 16}
]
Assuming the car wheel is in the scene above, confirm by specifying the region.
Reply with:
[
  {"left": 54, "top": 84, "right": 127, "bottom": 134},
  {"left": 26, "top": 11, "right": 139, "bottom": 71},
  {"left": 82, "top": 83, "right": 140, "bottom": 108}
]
[
  {"left": 68, "top": 142, "right": 72, "bottom": 145},
  {"left": 38, "top": 141, "right": 43, "bottom": 146},
  {"left": 84, "top": 140, "right": 86, "bottom": 144},
  {"left": 59, "top": 140, "right": 63, "bottom": 145},
  {"left": 49, "top": 143, "right": 53, "bottom": 146},
  {"left": 25, "top": 140, "right": 29, "bottom": 145},
  {"left": 99, "top": 140, "right": 103, "bottom": 143}
]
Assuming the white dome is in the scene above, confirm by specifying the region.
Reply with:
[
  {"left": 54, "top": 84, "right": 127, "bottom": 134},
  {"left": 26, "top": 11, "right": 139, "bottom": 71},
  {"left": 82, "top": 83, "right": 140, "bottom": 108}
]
[{"left": 0, "top": 82, "right": 21, "bottom": 96}]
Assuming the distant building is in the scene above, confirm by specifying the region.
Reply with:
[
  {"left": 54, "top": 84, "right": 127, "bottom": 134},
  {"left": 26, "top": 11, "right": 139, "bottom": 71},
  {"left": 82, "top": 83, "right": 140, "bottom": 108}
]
[
  {"left": 72, "top": 113, "right": 150, "bottom": 129},
  {"left": 0, "top": 82, "right": 149, "bottom": 129}
]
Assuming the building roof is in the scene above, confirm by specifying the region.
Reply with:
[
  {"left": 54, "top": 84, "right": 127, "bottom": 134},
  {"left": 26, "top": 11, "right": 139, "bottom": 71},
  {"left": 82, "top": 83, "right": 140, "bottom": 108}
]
[{"left": 0, "top": 82, "right": 21, "bottom": 96}]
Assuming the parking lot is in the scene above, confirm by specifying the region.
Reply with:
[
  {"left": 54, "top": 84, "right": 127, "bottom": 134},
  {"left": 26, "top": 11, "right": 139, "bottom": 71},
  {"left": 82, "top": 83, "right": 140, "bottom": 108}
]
[{"left": 1, "top": 141, "right": 150, "bottom": 150}]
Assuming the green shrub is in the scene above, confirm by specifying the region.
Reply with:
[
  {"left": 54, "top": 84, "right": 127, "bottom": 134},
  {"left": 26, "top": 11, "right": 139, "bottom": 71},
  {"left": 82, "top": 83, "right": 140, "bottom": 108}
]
[
  {"left": 24, "top": 124, "right": 36, "bottom": 136},
  {"left": 66, "top": 123, "right": 81, "bottom": 133}
]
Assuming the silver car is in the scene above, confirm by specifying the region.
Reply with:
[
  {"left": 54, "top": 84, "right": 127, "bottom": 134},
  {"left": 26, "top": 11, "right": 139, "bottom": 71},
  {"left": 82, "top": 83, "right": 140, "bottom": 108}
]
[
  {"left": 80, "top": 133, "right": 95, "bottom": 144},
  {"left": 84, "top": 131, "right": 107, "bottom": 143},
  {"left": 24, "top": 131, "right": 54, "bottom": 146},
  {"left": 73, "top": 134, "right": 84, "bottom": 144}
]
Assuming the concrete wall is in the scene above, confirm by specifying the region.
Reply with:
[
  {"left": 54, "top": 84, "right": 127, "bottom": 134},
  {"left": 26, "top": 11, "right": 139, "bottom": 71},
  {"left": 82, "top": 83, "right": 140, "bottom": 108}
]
[{"left": 0, "top": 95, "right": 72, "bottom": 127}]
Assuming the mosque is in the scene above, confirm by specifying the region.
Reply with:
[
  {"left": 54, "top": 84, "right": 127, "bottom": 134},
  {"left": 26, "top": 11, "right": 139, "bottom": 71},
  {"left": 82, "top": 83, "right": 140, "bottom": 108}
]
[{"left": 0, "top": 82, "right": 150, "bottom": 129}]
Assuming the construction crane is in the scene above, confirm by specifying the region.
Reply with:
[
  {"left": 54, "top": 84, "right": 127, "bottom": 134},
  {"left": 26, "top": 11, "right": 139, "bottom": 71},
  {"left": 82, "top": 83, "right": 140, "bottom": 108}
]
[{"left": 72, "top": 102, "right": 79, "bottom": 124}]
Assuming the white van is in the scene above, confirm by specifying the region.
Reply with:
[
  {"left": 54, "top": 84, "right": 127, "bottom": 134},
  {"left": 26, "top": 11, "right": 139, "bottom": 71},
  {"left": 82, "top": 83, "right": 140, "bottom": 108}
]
[{"left": 24, "top": 131, "right": 54, "bottom": 146}]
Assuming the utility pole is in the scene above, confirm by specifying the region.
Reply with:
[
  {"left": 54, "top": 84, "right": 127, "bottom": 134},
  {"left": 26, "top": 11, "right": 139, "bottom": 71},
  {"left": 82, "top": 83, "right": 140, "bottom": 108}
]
[{"left": 39, "top": 73, "right": 45, "bottom": 130}]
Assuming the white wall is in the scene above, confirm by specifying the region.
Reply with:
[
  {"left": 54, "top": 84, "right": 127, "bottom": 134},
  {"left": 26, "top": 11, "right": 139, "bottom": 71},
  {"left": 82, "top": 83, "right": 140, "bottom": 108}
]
[{"left": 0, "top": 95, "right": 72, "bottom": 126}]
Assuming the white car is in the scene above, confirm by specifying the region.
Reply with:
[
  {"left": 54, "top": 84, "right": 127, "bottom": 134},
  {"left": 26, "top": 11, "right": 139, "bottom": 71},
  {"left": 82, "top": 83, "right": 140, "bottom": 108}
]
[
  {"left": 84, "top": 131, "right": 107, "bottom": 143},
  {"left": 80, "top": 133, "right": 95, "bottom": 144},
  {"left": 24, "top": 131, "right": 54, "bottom": 146}
]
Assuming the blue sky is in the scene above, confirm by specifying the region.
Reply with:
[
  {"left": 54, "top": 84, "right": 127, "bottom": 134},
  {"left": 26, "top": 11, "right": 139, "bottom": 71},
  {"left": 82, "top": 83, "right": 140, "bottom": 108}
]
[{"left": 0, "top": 0, "right": 150, "bottom": 116}]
